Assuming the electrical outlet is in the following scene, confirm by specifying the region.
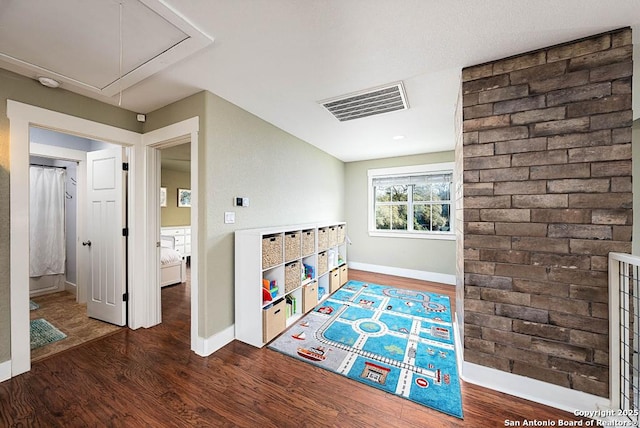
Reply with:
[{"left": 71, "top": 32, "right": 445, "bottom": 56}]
[{"left": 224, "top": 212, "right": 235, "bottom": 224}]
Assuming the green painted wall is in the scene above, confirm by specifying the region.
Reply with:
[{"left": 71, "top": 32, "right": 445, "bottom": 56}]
[
  {"left": 161, "top": 168, "right": 191, "bottom": 227},
  {"left": 0, "top": 68, "right": 140, "bottom": 364},
  {"left": 144, "top": 90, "right": 345, "bottom": 339},
  {"left": 344, "top": 151, "right": 457, "bottom": 276}
]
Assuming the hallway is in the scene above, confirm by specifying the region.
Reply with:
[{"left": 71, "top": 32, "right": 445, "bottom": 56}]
[{"left": 2, "top": 270, "right": 586, "bottom": 427}]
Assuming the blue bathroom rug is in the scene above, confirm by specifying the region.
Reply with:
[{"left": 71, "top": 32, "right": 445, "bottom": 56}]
[
  {"left": 30, "top": 318, "right": 67, "bottom": 350},
  {"left": 29, "top": 300, "right": 39, "bottom": 311},
  {"left": 268, "top": 280, "right": 463, "bottom": 419}
]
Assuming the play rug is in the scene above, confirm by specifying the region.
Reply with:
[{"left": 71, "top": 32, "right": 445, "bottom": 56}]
[
  {"left": 268, "top": 280, "right": 463, "bottom": 419},
  {"left": 30, "top": 318, "right": 67, "bottom": 350}
]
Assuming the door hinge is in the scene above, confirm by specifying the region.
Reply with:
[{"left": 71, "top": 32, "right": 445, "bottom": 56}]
[
  {"left": 122, "top": 228, "right": 129, "bottom": 237},
  {"left": 122, "top": 162, "right": 129, "bottom": 171},
  {"left": 122, "top": 293, "right": 129, "bottom": 302}
]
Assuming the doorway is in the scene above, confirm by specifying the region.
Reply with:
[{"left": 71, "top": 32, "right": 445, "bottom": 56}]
[
  {"left": 8, "top": 100, "right": 201, "bottom": 379},
  {"left": 158, "top": 142, "right": 192, "bottom": 319},
  {"left": 28, "top": 127, "right": 126, "bottom": 361}
]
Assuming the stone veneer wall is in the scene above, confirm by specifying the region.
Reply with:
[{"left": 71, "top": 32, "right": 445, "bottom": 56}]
[{"left": 461, "top": 28, "right": 633, "bottom": 397}]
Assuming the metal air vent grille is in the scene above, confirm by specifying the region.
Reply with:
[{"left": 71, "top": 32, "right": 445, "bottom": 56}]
[{"left": 320, "top": 82, "right": 409, "bottom": 122}]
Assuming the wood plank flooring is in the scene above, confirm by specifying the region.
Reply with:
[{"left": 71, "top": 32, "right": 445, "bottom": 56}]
[{"left": 1, "top": 270, "right": 589, "bottom": 427}]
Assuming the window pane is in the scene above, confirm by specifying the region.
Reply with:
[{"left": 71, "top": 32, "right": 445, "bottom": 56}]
[
  {"left": 375, "top": 186, "right": 391, "bottom": 203},
  {"left": 413, "top": 205, "right": 430, "bottom": 231},
  {"left": 413, "top": 184, "right": 430, "bottom": 202},
  {"left": 375, "top": 205, "right": 391, "bottom": 230},
  {"left": 414, "top": 204, "right": 451, "bottom": 231},
  {"left": 392, "top": 205, "right": 408, "bottom": 230},
  {"left": 432, "top": 182, "right": 451, "bottom": 201},
  {"left": 432, "top": 204, "right": 450, "bottom": 231},
  {"left": 390, "top": 185, "right": 408, "bottom": 202}
]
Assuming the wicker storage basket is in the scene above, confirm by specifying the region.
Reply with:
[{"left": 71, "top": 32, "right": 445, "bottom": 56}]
[
  {"left": 262, "top": 234, "right": 283, "bottom": 269},
  {"left": 328, "top": 226, "right": 338, "bottom": 247},
  {"left": 318, "top": 227, "right": 329, "bottom": 251},
  {"left": 317, "top": 251, "right": 328, "bottom": 275},
  {"left": 284, "top": 231, "right": 301, "bottom": 262},
  {"left": 337, "top": 224, "right": 346, "bottom": 244},
  {"left": 302, "top": 229, "right": 315, "bottom": 256},
  {"left": 285, "top": 261, "right": 301, "bottom": 293}
]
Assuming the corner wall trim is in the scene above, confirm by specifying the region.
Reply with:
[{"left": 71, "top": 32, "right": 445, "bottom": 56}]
[
  {"left": 348, "top": 261, "right": 456, "bottom": 285},
  {"left": 462, "top": 361, "right": 610, "bottom": 414},
  {"left": 194, "top": 325, "right": 235, "bottom": 357},
  {"left": 0, "top": 360, "right": 11, "bottom": 383}
]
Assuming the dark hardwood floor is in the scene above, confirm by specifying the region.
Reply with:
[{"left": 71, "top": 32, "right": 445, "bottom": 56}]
[{"left": 1, "top": 270, "right": 588, "bottom": 427}]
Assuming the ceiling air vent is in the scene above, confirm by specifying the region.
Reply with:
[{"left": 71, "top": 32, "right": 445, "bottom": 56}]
[{"left": 320, "top": 82, "right": 409, "bottom": 122}]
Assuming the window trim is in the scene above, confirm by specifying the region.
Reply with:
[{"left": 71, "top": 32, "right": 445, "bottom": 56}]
[{"left": 367, "top": 162, "right": 455, "bottom": 241}]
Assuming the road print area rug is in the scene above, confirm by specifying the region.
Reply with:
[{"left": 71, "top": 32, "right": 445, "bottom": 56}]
[{"left": 268, "top": 280, "right": 463, "bottom": 419}]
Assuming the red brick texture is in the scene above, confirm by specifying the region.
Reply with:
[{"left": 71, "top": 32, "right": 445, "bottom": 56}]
[{"left": 462, "top": 28, "right": 633, "bottom": 398}]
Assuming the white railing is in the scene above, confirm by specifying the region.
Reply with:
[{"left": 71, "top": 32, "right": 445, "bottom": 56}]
[{"left": 609, "top": 252, "right": 640, "bottom": 423}]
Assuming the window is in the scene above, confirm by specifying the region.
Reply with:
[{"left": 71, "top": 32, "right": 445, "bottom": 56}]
[{"left": 368, "top": 163, "right": 455, "bottom": 240}]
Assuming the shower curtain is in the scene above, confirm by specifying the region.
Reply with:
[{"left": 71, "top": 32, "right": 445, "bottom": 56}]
[{"left": 30, "top": 166, "right": 66, "bottom": 277}]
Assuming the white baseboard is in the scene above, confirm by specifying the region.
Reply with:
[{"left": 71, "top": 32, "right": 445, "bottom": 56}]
[
  {"left": 348, "top": 261, "right": 456, "bottom": 285},
  {"left": 453, "top": 313, "right": 464, "bottom": 371},
  {"left": 0, "top": 360, "right": 11, "bottom": 383},
  {"left": 462, "top": 361, "right": 610, "bottom": 414},
  {"left": 65, "top": 281, "right": 77, "bottom": 296},
  {"left": 193, "top": 324, "right": 235, "bottom": 357}
]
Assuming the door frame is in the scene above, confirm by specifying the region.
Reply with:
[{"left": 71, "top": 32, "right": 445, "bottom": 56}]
[
  {"left": 7, "top": 100, "right": 201, "bottom": 378},
  {"left": 141, "top": 118, "right": 199, "bottom": 351},
  {"left": 8, "top": 100, "right": 140, "bottom": 376}
]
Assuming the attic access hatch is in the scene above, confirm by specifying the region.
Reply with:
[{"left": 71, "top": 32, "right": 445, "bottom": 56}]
[
  {"left": 0, "top": 0, "right": 213, "bottom": 97},
  {"left": 320, "top": 82, "right": 409, "bottom": 122}
]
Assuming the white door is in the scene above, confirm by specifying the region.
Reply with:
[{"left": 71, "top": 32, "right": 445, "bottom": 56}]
[{"left": 85, "top": 147, "right": 127, "bottom": 326}]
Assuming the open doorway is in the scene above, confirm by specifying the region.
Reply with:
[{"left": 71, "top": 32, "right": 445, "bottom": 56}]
[
  {"left": 158, "top": 143, "right": 191, "bottom": 316},
  {"left": 28, "top": 127, "right": 124, "bottom": 361},
  {"left": 9, "top": 100, "right": 201, "bottom": 379}
]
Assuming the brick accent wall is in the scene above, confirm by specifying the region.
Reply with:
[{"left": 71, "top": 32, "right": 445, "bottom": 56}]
[{"left": 461, "top": 28, "right": 633, "bottom": 397}]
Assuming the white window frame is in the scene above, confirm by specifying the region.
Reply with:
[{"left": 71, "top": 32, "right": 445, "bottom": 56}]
[{"left": 367, "top": 162, "right": 455, "bottom": 241}]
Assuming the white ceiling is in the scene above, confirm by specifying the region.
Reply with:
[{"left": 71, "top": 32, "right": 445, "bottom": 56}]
[{"left": 2, "top": 1, "right": 639, "bottom": 162}]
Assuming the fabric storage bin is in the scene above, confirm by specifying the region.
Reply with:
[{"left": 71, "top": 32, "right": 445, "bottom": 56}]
[
  {"left": 285, "top": 261, "right": 301, "bottom": 293},
  {"left": 318, "top": 227, "right": 329, "bottom": 251},
  {"left": 329, "top": 268, "right": 341, "bottom": 293},
  {"left": 339, "top": 265, "right": 348, "bottom": 285},
  {"left": 302, "top": 281, "right": 318, "bottom": 312},
  {"left": 337, "top": 224, "right": 346, "bottom": 244},
  {"left": 262, "top": 234, "right": 283, "bottom": 269},
  {"left": 328, "top": 226, "right": 338, "bottom": 247},
  {"left": 302, "top": 229, "right": 315, "bottom": 256},
  {"left": 317, "top": 251, "right": 328, "bottom": 275},
  {"left": 284, "top": 231, "right": 301, "bottom": 262},
  {"left": 263, "top": 299, "right": 286, "bottom": 343}
]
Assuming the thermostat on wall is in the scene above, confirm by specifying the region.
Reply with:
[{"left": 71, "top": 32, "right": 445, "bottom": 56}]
[{"left": 235, "top": 197, "right": 249, "bottom": 207}]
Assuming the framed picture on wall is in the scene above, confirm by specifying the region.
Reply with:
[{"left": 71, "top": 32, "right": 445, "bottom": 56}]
[
  {"left": 160, "top": 187, "right": 167, "bottom": 207},
  {"left": 178, "top": 188, "right": 191, "bottom": 208}
]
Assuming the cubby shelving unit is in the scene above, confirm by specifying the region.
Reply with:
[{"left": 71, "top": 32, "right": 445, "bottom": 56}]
[{"left": 235, "top": 222, "right": 347, "bottom": 348}]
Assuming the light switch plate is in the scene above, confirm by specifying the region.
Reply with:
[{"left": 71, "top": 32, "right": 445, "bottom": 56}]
[{"left": 224, "top": 211, "right": 235, "bottom": 224}]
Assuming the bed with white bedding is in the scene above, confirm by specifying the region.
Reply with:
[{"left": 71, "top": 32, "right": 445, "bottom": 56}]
[{"left": 160, "top": 235, "right": 186, "bottom": 287}]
